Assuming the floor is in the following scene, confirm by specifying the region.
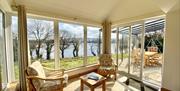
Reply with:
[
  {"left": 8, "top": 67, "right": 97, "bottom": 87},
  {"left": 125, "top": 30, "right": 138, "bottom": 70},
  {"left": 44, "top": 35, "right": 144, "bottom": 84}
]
[
  {"left": 117, "top": 58, "right": 162, "bottom": 85},
  {"left": 6, "top": 73, "right": 159, "bottom": 91},
  {"left": 64, "top": 74, "right": 158, "bottom": 91}
]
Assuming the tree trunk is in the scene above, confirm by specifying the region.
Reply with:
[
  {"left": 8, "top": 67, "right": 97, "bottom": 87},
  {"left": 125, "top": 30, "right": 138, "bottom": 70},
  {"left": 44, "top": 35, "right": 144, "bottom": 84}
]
[
  {"left": 46, "top": 47, "right": 51, "bottom": 60},
  {"left": 36, "top": 48, "right": 40, "bottom": 58},
  {"left": 46, "top": 44, "right": 53, "bottom": 60},
  {"left": 61, "top": 50, "right": 64, "bottom": 58},
  {"left": 90, "top": 45, "right": 96, "bottom": 56},
  {"left": 76, "top": 49, "right": 79, "bottom": 57},
  {"left": 73, "top": 49, "right": 76, "bottom": 57}
]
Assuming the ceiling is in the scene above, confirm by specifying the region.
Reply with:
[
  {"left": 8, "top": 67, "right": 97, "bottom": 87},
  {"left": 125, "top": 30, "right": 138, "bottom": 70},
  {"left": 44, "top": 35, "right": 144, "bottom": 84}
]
[{"left": 5, "top": 0, "right": 180, "bottom": 24}]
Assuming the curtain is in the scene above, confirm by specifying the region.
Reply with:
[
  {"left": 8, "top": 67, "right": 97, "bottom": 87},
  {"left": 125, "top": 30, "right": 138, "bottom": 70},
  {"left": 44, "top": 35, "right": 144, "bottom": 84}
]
[{"left": 18, "top": 5, "right": 28, "bottom": 91}]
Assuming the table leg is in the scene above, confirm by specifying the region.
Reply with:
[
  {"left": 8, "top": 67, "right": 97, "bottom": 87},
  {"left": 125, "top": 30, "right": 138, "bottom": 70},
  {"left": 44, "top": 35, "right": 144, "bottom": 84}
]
[
  {"left": 90, "top": 88, "right": 94, "bottom": 91},
  {"left": 80, "top": 79, "right": 83, "bottom": 91},
  {"left": 102, "top": 81, "right": 106, "bottom": 91}
]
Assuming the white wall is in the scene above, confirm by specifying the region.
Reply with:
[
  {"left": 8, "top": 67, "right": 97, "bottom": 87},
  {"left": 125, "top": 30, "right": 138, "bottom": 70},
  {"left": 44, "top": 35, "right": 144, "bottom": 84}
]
[{"left": 162, "top": 9, "right": 180, "bottom": 91}]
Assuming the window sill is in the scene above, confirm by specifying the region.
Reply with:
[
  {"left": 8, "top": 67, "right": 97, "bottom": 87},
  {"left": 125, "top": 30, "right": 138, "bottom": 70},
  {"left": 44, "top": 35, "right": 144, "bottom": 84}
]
[{"left": 65, "top": 64, "right": 99, "bottom": 79}]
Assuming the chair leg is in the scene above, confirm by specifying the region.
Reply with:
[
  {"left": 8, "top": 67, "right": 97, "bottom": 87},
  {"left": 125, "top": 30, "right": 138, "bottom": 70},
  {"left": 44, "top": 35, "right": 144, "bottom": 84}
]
[
  {"left": 60, "top": 88, "right": 63, "bottom": 91},
  {"left": 114, "top": 73, "right": 117, "bottom": 80}
]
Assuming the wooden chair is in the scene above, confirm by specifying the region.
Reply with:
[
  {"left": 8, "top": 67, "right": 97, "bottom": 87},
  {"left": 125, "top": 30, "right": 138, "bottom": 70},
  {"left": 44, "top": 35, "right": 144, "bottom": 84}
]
[
  {"left": 97, "top": 54, "right": 117, "bottom": 80},
  {"left": 131, "top": 48, "right": 141, "bottom": 71},
  {"left": 147, "top": 46, "right": 158, "bottom": 52},
  {"left": 26, "top": 61, "right": 68, "bottom": 91}
]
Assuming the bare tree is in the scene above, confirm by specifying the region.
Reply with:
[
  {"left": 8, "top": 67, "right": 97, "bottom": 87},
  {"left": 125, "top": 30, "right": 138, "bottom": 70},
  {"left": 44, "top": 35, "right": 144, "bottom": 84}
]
[
  {"left": 89, "top": 38, "right": 99, "bottom": 56},
  {"left": 59, "top": 30, "right": 72, "bottom": 58},
  {"left": 45, "top": 40, "right": 54, "bottom": 60},
  {"left": 28, "top": 19, "right": 53, "bottom": 59},
  {"left": 72, "top": 35, "right": 80, "bottom": 57}
]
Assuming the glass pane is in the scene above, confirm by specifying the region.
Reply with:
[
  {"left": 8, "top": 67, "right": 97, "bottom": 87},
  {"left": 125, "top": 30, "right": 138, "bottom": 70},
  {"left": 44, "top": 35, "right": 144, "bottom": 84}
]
[
  {"left": 59, "top": 22, "right": 84, "bottom": 70},
  {"left": 118, "top": 27, "right": 130, "bottom": 73},
  {"left": 27, "top": 18, "right": 55, "bottom": 68},
  {"left": 12, "top": 16, "right": 19, "bottom": 80},
  {"left": 111, "top": 28, "right": 117, "bottom": 61},
  {"left": 143, "top": 18, "right": 165, "bottom": 85},
  {"left": 87, "top": 27, "right": 101, "bottom": 64},
  {"left": 130, "top": 24, "right": 143, "bottom": 77},
  {"left": 0, "top": 11, "right": 7, "bottom": 90}
]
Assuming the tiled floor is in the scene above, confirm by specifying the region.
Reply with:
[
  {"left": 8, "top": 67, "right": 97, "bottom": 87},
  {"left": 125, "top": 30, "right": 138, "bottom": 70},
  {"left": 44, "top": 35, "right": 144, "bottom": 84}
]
[
  {"left": 64, "top": 74, "right": 158, "bottom": 91},
  {"left": 64, "top": 76, "right": 138, "bottom": 91},
  {"left": 6, "top": 73, "right": 159, "bottom": 91}
]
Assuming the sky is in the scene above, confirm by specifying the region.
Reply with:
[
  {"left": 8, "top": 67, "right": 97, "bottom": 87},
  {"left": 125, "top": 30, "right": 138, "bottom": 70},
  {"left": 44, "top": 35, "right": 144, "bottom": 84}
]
[
  {"left": 12, "top": 16, "right": 101, "bottom": 39},
  {"left": 59, "top": 22, "right": 101, "bottom": 38}
]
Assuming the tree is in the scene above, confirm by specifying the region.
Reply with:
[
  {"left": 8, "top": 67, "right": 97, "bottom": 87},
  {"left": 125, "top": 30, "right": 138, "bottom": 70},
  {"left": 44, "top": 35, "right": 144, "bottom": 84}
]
[
  {"left": 72, "top": 35, "right": 80, "bottom": 57},
  {"left": 89, "top": 38, "right": 99, "bottom": 56},
  {"left": 28, "top": 19, "right": 53, "bottom": 59},
  {"left": 59, "top": 30, "right": 72, "bottom": 58},
  {"left": 45, "top": 40, "right": 54, "bottom": 60}
]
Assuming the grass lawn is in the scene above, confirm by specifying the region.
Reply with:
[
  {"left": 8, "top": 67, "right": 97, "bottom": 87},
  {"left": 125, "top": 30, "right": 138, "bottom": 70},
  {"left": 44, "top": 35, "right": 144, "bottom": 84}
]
[
  {"left": 14, "top": 56, "right": 98, "bottom": 80},
  {"left": 13, "top": 53, "right": 128, "bottom": 80}
]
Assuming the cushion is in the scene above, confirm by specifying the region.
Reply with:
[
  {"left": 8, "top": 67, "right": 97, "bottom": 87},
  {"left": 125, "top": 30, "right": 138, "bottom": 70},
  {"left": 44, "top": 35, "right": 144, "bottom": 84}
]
[
  {"left": 30, "top": 61, "right": 46, "bottom": 78},
  {"left": 99, "top": 54, "right": 113, "bottom": 66},
  {"left": 40, "top": 74, "right": 68, "bottom": 91},
  {"left": 40, "top": 81, "right": 65, "bottom": 91},
  {"left": 27, "top": 61, "right": 46, "bottom": 90}
]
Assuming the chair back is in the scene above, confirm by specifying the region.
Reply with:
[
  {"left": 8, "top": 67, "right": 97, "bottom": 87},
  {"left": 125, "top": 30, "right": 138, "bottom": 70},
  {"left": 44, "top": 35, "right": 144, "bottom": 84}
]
[
  {"left": 99, "top": 54, "right": 113, "bottom": 66},
  {"left": 26, "top": 61, "right": 46, "bottom": 90},
  {"left": 148, "top": 46, "right": 158, "bottom": 52}
]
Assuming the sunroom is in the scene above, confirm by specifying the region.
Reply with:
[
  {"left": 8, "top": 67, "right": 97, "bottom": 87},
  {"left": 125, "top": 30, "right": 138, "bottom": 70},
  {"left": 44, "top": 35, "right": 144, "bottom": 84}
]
[{"left": 0, "top": 0, "right": 180, "bottom": 91}]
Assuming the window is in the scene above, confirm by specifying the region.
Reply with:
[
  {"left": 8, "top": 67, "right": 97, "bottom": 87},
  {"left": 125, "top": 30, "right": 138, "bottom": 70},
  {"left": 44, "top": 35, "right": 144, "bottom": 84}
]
[
  {"left": 5, "top": 15, "right": 102, "bottom": 86},
  {"left": 118, "top": 27, "right": 130, "bottom": 73},
  {"left": 111, "top": 28, "right": 117, "bottom": 61},
  {"left": 0, "top": 10, "right": 7, "bottom": 90},
  {"left": 112, "top": 18, "right": 165, "bottom": 87},
  {"left": 130, "top": 24, "right": 143, "bottom": 77},
  {"left": 143, "top": 18, "right": 165, "bottom": 85},
  {"left": 12, "top": 16, "right": 19, "bottom": 80},
  {"left": 27, "top": 18, "right": 55, "bottom": 68},
  {"left": 87, "top": 27, "right": 101, "bottom": 64},
  {"left": 59, "top": 22, "right": 84, "bottom": 70}
]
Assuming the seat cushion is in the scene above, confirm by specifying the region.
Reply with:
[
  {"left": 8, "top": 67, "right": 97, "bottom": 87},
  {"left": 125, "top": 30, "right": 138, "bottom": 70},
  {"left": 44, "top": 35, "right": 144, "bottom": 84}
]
[{"left": 40, "top": 80, "right": 66, "bottom": 91}]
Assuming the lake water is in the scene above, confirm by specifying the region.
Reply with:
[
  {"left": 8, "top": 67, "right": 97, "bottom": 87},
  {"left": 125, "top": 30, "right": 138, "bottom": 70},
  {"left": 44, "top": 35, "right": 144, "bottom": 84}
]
[
  {"left": 32, "top": 43, "right": 103, "bottom": 59},
  {"left": 31, "top": 43, "right": 128, "bottom": 59}
]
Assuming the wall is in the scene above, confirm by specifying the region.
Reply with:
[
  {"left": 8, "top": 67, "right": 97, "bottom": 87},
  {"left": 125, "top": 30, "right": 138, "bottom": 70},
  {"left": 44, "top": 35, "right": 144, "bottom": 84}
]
[{"left": 162, "top": 9, "right": 180, "bottom": 91}]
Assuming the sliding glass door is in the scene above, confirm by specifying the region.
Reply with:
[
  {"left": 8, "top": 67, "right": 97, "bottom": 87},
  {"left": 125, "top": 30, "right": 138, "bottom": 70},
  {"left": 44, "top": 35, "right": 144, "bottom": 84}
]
[
  {"left": 143, "top": 19, "right": 165, "bottom": 85},
  {"left": 0, "top": 10, "right": 7, "bottom": 90},
  {"left": 115, "top": 18, "right": 165, "bottom": 87},
  {"left": 118, "top": 27, "right": 130, "bottom": 73},
  {"left": 130, "top": 24, "right": 143, "bottom": 78}
]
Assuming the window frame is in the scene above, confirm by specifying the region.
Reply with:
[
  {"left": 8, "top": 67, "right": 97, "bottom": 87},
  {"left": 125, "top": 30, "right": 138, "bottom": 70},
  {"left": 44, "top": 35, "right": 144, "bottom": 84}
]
[{"left": 0, "top": 9, "right": 8, "bottom": 89}]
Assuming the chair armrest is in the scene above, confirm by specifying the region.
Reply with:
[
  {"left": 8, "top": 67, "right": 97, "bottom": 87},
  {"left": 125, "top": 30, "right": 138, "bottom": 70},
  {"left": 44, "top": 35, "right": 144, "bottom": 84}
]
[
  {"left": 43, "top": 67, "right": 65, "bottom": 75},
  {"left": 27, "top": 76, "right": 65, "bottom": 81}
]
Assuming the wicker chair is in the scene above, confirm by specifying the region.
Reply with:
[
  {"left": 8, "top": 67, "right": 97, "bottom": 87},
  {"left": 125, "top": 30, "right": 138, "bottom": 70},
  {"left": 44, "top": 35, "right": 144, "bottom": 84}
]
[
  {"left": 26, "top": 61, "right": 68, "bottom": 91},
  {"left": 97, "top": 54, "right": 117, "bottom": 80}
]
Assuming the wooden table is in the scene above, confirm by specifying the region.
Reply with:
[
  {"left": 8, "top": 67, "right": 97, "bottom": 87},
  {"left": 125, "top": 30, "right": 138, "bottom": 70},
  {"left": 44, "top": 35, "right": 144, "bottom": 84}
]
[
  {"left": 80, "top": 72, "right": 106, "bottom": 91},
  {"left": 145, "top": 52, "right": 157, "bottom": 56},
  {"left": 144, "top": 52, "right": 158, "bottom": 66}
]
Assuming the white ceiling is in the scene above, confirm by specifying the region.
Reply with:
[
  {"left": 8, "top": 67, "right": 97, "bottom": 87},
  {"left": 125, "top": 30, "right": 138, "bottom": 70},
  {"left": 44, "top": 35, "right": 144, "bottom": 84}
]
[{"left": 7, "top": 0, "right": 180, "bottom": 24}]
